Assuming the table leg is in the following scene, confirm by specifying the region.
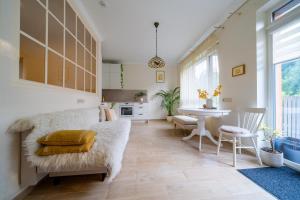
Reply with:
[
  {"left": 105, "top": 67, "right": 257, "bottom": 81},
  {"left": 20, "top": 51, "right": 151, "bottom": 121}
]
[
  {"left": 182, "top": 129, "right": 198, "bottom": 141},
  {"left": 182, "top": 116, "right": 220, "bottom": 151},
  {"left": 199, "top": 132, "right": 202, "bottom": 151},
  {"left": 204, "top": 130, "right": 220, "bottom": 145},
  {"left": 197, "top": 116, "right": 205, "bottom": 151}
]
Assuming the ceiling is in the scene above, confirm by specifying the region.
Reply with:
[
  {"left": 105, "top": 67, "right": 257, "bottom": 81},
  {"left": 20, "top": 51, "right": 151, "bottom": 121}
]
[{"left": 77, "top": 0, "right": 244, "bottom": 65}]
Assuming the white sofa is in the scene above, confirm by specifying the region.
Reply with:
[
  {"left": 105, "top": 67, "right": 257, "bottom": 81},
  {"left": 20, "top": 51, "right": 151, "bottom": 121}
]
[{"left": 9, "top": 107, "right": 131, "bottom": 186}]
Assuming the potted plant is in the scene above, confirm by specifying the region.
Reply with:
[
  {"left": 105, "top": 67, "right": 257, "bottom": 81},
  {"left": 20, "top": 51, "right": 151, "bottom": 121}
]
[
  {"left": 198, "top": 84, "right": 221, "bottom": 109},
  {"left": 260, "top": 124, "right": 283, "bottom": 167},
  {"left": 154, "top": 87, "right": 180, "bottom": 122},
  {"left": 134, "top": 91, "right": 147, "bottom": 103}
]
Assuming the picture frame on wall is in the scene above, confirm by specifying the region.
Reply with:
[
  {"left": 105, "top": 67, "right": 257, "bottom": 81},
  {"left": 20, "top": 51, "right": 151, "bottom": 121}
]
[
  {"left": 156, "top": 71, "right": 165, "bottom": 83},
  {"left": 232, "top": 64, "right": 246, "bottom": 77}
]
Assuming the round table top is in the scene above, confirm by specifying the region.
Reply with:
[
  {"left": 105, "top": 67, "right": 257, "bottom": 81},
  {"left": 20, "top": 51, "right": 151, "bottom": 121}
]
[{"left": 178, "top": 107, "right": 231, "bottom": 116}]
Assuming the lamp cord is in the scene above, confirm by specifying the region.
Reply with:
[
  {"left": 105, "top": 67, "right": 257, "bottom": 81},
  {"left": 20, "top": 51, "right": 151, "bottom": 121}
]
[{"left": 155, "top": 27, "right": 157, "bottom": 57}]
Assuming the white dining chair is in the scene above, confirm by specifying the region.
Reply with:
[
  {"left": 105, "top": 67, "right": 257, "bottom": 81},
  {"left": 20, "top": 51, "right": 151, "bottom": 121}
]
[{"left": 216, "top": 108, "right": 266, "bottom": 167}]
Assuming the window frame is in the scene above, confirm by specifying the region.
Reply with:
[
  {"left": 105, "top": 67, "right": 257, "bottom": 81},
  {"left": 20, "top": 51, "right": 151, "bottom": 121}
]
[
  {"left": 272, "top": 0, "right": 300, "bottom": 22},
  {"left": 19, "top": 0, "right": 98, "bottom": 94},
  {"left": 267, "top": 0, "right": 300, "bottom": 129}
]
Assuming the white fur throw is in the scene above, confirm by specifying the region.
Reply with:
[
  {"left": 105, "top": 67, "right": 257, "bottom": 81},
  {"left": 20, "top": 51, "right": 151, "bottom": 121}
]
[
  {"left": 7, "top": 118, "right": 34, "bottom": 134},
  {"left": 12, "top": 108, "right": 131, "bottom": 182}
]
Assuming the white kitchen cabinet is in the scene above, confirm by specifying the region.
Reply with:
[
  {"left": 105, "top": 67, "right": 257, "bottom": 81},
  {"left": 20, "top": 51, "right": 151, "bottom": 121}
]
[
  {"left": 118, "top": 103, "right": 149, "bottom": 122},
  {"left": 110, "top": 64, "right": 121, "bottom": 73},
  {"left": 102, "top": 63, "right": 122, "bottom": 89},
  {"left": 102, "top": 63, "right": 110, "bottom": 73},
  {"left": 110, "top": 73, "right": 121, "bottom": 89},
  {"left": 134, "top": 103, "right": 148, "bottom": 120},
  {"left": 102, "top": 74, "right": 110, "bottom": 89}
]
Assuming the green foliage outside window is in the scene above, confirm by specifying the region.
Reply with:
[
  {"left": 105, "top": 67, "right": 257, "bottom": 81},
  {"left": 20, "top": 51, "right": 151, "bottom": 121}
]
[{"left": 281, "top": 58, "right": 300, "bottom": 96}]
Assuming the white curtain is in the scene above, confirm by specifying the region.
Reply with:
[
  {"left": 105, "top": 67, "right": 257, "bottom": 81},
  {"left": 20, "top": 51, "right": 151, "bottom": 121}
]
[
  {"left": 273, "top": 18, "right": 300, "bottom": 64},
  {"left": 180, "top": 51, "right": 219, "bottom": 108},
  {"left": 180, "top": 58, "right": 209, "bottom": 108}
]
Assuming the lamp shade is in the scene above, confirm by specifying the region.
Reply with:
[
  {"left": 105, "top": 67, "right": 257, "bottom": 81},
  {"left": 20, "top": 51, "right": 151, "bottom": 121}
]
[
  {"left": 148, "top": 22, "right": 165, "bottom": 68},
  {"left": 148, "top": 56, "right": 165, "bottom": 68}
]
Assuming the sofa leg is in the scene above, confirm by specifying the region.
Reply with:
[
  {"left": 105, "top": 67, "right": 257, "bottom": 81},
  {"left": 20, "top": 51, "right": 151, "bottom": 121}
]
[
  {"left": 53, "top": 177, "right": 61, "bottom": 185},
  {"left": 100, "top": 173, "right": 107, "bottom": 181}
]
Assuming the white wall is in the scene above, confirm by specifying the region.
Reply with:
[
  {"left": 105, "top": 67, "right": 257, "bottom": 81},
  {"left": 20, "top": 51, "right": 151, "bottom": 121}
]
[
  {"left": 123, "top": 64, "right": 178, "bottom": 119},
  {"left": 196, "top": 0, "right": 268, "bottom": 139},
  {"left": 216, "top": 0, "right": 268, "bottom": 125},
  {"left": 0, "top": 0, "right": 102, "bottom": 199}
]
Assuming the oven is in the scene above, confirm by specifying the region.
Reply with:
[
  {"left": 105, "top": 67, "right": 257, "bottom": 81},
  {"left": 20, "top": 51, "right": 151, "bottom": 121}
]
[{"left": 119, "top": 104, "right": 134, "bottom": 117}]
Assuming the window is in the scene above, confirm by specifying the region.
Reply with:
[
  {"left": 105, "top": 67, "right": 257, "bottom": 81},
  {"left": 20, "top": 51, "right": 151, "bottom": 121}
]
[
  {"left": 273, "top": 18, "right": 300, "bottom": 138},
  {"left": 272, "top": 0, "right": 300, "bottom": 22},
  {"left": 19, "top": 0, "right": 97, "bottom": 93},
  {"left": 180, "top": 53, "right": 219, "bottom": 108}
]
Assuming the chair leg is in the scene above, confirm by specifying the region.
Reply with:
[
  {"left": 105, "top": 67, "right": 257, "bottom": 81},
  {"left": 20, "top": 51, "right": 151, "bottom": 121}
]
[
  {"left": 174, "top": 123, "right": 176, "bottom": 134},
  {"left": 251, "top": 137, "right": 262, "bottom": 166},
  {"left": 238, "top": 137, "right": 242, "bottom": 154},
  {"left": 217, "top": 132, "right": 222, "bottom": 155},
  {"left": 233, "top": 137, "right": 237, "bottom": 167},
  {"left": 199, "top": 135, "right": 202, "bottom": 151}
]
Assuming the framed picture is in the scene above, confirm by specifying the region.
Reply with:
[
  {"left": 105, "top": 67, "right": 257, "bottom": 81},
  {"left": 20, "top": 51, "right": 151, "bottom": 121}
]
[
  {"left": 156, "top": 71, "right": 165, "bottom": 83},
  {"left": 232, "top": 64, "right": 246, "bottom": 77}
]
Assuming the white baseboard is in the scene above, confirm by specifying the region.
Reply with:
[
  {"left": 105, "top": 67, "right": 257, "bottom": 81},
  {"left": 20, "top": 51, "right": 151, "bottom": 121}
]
[{"left": 284, "top": 159, "right": 300, "bottom": 172}]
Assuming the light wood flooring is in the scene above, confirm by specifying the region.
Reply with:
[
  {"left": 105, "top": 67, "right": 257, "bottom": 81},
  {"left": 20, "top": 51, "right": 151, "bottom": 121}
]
[{"left": 24, "top": 120, "right": 275, "bottom": 200}]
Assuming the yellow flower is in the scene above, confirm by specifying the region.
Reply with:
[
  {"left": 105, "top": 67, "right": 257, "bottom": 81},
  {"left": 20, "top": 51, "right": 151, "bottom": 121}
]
[
  {"left": 213, "top": 84, "right": 222, "bottom": 97},
  {"left": 198, "top": 89, "right": 208, "bottom": 99},
  {"left": 213, "top": 90, "right": 220, "bottom": 97},
  {"left": 198, "top": 84, "right": 221, "bottom": 99}
]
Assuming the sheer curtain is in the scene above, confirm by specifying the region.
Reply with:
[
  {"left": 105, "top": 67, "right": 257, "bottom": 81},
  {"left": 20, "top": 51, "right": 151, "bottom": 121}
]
[
  {"left": 180, "top": 58, "right": 209, "bottom": 108},
  {"left": 180, "top": 52, "right": 219, "bottom": 108},
  {"left": 179, "top": 33, "right": 219, "bottom": 108}
]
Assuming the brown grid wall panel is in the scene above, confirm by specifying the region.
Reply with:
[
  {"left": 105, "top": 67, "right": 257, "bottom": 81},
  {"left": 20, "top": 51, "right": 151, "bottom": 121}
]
[
  {"left": 19, "top": 0, "right": 98, "bottom": 93},
  {"left": 65, "top": 60, "right": 76, "bottom": 89},
  {"left": 47, "top": 50, "right": 63, "bottom": 87},
  {"left": 85, "top": 71, "right": 91, "bottom": 92},
  {"left": 19, "top": 35, "right": 45, "bottom": 83}
]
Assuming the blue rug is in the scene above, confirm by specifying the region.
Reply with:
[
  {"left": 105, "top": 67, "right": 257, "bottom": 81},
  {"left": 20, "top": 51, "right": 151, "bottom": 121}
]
[{"left": 238, "top": 166, "right": 300, "bottom": 200}]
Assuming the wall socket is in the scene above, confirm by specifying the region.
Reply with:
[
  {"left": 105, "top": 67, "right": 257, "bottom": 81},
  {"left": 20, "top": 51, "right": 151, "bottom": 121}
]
[
  {"left": 222, "top": 98, "right": 232, "bottom": 102},
  {"left": 77, "top": 99, "right": 85, "bottom": 104}
]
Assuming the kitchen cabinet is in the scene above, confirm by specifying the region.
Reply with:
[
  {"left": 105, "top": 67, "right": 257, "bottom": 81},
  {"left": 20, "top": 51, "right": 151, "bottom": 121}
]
[{"left": 102, "top": 63, "right": 122, "bottom": 89}]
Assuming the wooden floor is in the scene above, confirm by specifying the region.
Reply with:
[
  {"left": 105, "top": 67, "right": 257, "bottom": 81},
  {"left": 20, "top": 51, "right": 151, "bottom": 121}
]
[{"left": 25, "top": 120, "right": 275, "bottom": 200}]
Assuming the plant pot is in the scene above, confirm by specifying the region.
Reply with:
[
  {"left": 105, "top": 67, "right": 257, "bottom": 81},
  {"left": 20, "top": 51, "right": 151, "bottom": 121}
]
[
  {"left": 139, "top": 97, "right": 144, "bottom": 103},
  {"left": 166, "top": 116, "right": 173, "bottom": 122},
  {"left": 260, "top": 147, "right": 283, "bottom": 167}
]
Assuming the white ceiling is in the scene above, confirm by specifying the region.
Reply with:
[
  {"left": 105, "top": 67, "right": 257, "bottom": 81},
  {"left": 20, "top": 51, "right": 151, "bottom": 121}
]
[{"left": 77, "top": 0, "right": 244, "bottom": 65}]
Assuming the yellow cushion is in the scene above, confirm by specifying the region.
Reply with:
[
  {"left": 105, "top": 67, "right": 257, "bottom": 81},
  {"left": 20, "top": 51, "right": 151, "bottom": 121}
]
[
  {"left": 37, "top": 130, "right": 96, "bottom": 146},
  {"left": 36, "top": 138, "right": 95, "bottom": 156}
]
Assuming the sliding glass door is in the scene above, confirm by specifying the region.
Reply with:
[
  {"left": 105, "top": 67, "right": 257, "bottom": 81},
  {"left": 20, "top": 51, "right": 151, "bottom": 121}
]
[{"left": 273, "top": 18, "right": 300, "bottom": 138}]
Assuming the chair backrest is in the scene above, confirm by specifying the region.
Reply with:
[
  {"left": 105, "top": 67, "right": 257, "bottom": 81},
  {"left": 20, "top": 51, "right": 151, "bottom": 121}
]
[{"left": 238, "top": 108, "right": 266, "bottom": 134}]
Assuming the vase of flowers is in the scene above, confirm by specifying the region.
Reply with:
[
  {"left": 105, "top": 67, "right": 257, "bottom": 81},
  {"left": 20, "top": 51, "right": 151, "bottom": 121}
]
[
  {"left": 259, "top": 124, "right": 283, "bottom": 167},
  {"left": 198, "top": 85, "right": 222, "bottom": 109}
]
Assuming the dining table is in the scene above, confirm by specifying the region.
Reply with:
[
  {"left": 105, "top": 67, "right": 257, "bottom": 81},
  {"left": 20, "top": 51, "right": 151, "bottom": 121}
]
[{"left": 178, "top": 107, "right": 231, "bottom": 151}]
